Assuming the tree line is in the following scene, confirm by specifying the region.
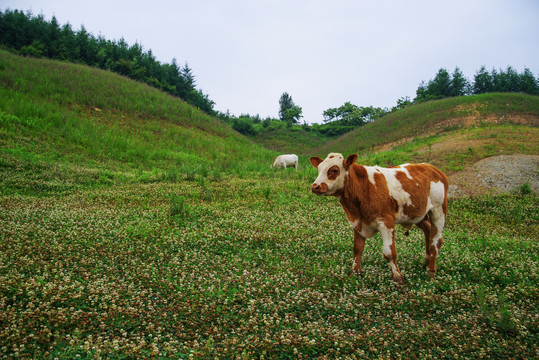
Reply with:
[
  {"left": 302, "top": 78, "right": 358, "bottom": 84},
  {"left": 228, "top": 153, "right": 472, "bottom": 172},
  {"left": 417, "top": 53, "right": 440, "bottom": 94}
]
[
  {"left": 414, "top": 66, "right": 538, "bottom": 103},
  {"left": 0, "top": 9, "right": 215, "bottom": 114},
  {"left": 218, "top": 92, "right": 389, "bottom": 137}
]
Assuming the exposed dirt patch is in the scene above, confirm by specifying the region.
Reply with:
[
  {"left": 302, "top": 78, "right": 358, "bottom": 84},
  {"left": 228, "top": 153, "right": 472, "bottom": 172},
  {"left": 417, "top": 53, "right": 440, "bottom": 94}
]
[{"left": 448, "top": 154, "right": 539, "bottom": 197}]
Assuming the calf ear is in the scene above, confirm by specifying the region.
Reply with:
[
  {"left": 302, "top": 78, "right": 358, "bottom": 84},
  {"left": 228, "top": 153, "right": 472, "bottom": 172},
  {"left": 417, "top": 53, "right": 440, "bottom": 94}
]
[
  {"left": 344, "top": 154, "right": 358, "bottom": 170},
  {"left": 309, "top": 156, "right": 324, "bottom": 168}
]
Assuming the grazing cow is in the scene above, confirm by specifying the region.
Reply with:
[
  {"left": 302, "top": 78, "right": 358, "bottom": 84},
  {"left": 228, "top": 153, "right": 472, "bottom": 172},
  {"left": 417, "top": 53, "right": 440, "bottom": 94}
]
[
  {"left": 271, "top": 154, "right": 299, "bottom": 170},
  {"left": 310, "top": 153, "right": 448, "bottom": 285}
]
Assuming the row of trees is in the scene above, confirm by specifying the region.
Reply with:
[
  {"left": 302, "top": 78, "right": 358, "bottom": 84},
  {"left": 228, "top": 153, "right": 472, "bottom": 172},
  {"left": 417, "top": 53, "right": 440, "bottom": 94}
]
[
  {"left": 0, "top": 9, "right": 215, "bottom": 114},
  {"left": 218, "top": 92, "right": 389, "bottom": 137},
  {"left": 415, "top": 66, "right": 538, "bottom": 102}
]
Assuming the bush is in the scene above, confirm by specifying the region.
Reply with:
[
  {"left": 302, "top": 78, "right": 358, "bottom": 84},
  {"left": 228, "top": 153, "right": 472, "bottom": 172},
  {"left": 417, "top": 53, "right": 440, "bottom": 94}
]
[
  {"left": 232, "top": 117, "right": 258, "bottom": 136},
  {"left": 518, "top": 182, "right": 533, "bottom": 195}
]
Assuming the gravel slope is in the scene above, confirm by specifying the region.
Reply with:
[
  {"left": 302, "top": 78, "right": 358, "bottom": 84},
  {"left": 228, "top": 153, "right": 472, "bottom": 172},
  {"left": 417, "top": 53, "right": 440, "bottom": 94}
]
[{"left": 448, "top": 154, "right": 539, "bottom": 197}]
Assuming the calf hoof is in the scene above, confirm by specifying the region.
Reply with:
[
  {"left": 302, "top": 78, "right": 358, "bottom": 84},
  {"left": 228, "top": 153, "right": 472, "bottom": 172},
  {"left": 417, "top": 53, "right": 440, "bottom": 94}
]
[
  {"left": 393, "top": 274, "right": 405, "bottom": 286},
  {"left": 427, "top": 270, "right": 436, "bottom": 279},
  {"left": 349, "top": 267, "right": 361, "bottom": 276}
]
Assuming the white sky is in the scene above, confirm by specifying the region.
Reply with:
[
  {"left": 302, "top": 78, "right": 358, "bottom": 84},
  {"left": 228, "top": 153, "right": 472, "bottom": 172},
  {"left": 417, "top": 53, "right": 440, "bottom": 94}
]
[{"left": 2, "top": 0, "right": 538, "bottom": 123}]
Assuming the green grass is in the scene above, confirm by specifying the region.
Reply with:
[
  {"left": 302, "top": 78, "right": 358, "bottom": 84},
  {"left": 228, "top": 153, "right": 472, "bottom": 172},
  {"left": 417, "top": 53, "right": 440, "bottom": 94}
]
[
  {"left": 352, "top": 124, "right": 538, "bottom": 173},
  {"left": 250, "top": 127, "right": 330, "bottom": 154},
  {"left": 1, "top": 178, "right": 537, "bottom": 358},
  {"left": 0, "top": 51, "right": 538, "bottom": 358}
]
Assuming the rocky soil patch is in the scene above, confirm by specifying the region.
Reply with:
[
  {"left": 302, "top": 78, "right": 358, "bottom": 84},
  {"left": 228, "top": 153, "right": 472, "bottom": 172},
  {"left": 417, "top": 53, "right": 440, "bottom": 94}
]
[{"left": 449, "top": 154, "right": 539, "bottom": 197}]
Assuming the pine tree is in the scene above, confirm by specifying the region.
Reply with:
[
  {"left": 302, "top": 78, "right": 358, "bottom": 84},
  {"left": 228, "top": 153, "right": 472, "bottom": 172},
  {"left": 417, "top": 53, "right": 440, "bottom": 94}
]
[
  {"left": 519, "top": 68, "right": 538, "bottom": 95},
  {"left": 450, "top": 67, "right": 469, "bottom": 96},
  {"left": 473, "top": 66, "right": 493, "bottom": 94},
  {"left": 427, "top": 68, "right": 451, "bottom": 98}
]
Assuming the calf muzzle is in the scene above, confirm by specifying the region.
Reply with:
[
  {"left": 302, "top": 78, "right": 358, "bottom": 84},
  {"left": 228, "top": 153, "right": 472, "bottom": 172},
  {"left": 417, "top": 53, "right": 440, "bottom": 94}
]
[{"left": 311, "top": 182, "right": 328, "bottom": 194}]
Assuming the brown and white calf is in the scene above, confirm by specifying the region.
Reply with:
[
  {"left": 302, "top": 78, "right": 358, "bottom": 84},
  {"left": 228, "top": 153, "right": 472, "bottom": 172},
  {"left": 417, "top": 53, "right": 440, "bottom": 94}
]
[{"left": 310, "top": 153, "right": 449, "bottom": 284}]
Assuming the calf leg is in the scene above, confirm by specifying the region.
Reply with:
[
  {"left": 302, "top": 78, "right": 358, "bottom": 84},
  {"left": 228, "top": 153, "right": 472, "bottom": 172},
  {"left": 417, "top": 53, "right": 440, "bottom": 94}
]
[
  {"left": 351, "top": 230, "right": 366, "bottom": 275},
  {"left": 379, "top": 224, "right": 404, "bottom": 285},
  {"left": 416, "top": 216, "right": 433, "bottom": 269},
  {"left": 417, "top": 211, "right": 445, "bottom": 279},
  {"left": 426, "top": 208, "right": 445, "bottom": 278}
]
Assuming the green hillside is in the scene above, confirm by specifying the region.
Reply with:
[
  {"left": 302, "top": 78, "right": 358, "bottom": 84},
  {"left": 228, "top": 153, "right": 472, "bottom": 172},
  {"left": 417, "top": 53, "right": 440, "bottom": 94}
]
[
  {"left": 0, "top": 50, "right": 277, "bottom": 195},
  {"left": 312, "top": 93, "right": 538, "bottom": 172},
  {"left": 251, "top": 127, "right": 330, "bottom": 154}
]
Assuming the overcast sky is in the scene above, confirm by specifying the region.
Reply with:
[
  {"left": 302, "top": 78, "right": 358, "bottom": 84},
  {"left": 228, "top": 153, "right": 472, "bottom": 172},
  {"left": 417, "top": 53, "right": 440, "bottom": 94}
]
[{"left": 3, "top": 0, "right": 538, "bottom": 123}]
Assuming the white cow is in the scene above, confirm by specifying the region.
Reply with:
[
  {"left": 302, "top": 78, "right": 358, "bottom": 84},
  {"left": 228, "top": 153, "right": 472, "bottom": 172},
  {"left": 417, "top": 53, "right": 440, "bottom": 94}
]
[{"left": 271, "top": 154, "right": 298, "bottom": 170}]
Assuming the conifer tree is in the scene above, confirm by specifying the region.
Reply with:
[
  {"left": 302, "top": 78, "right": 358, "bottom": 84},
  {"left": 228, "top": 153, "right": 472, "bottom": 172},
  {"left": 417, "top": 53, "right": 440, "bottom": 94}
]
[
  {"left": 473, "top": 66, "right": 493, "bottom": 94},
  {"left": 519, "top": 67, "right": 539, "bottom": 95},
  {"left": 450, "top": 67, "right": 469, "bottom": 96}
]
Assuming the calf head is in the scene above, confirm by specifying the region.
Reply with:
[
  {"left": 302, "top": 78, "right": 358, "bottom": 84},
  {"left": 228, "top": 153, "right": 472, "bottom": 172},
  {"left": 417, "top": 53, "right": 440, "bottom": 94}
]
[{"left": 310, "top": 153, "right": 358, "bottom": 196}]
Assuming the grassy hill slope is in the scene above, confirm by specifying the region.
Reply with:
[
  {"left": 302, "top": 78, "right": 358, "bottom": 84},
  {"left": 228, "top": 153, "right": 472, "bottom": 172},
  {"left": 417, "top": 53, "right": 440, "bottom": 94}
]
[
  {"left": 250, "top": 127, "right": 330, "bottom": 154},
  {"left": 315, "top": 93, "right": 538, "bottom": 157},
  {"left": 311, "top": 94, "right": 538, "bottom": 192},
  {"left": 0, "top": 51, "right": 277, "bottom": 195}
]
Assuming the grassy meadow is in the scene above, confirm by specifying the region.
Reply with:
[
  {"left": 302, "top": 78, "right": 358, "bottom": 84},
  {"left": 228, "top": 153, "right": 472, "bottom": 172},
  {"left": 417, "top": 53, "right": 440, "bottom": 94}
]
[{"left": 1, "top": 51, "right": 538, "bottom": 358}]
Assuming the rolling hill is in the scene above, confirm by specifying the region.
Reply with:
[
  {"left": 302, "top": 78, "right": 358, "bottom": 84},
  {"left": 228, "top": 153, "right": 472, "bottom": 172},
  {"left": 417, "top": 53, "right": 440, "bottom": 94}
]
[
  {"left": 0, "top": 50, "right": 277, "bottom": 195},
  {"left": 311, "top": 92, "right": 538, "bottom": 163}
]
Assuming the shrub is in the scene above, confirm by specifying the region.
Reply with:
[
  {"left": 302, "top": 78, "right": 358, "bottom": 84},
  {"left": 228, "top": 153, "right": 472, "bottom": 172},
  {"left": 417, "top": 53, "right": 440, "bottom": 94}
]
[
  {"left": 232, "top": 117, "right": 258, "bottom": 136},
  {"left": 518, "top": 182, "right": 533, "bottom": 195},
  {"left": 169, "top": 195, "right": 191, "bottom": 221}
]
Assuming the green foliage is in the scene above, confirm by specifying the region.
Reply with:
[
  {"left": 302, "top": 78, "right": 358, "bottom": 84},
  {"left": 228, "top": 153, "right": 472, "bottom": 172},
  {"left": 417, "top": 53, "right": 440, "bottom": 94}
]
[
  {"left": 323, "top": 102, "right": 388, "bottom": 124},
  {"left": 518, "top": 182, "right": 533, "bottom": 195},
  {"left": 415, "top": 67, "right": 466, "bottom": 102},
  {"left": 321, "top": 102, "right": 389, "bottom": 136},
  {"left": 279, "top": 92, "right": 302, "bottom": 124},
  {"left": 169, "top": 194, "right": 194, "bottom": 226},
  {"left": 450, "top": 67, "right": 470, "bottom": 96},
  {"left": 231, "top": 116, "right": 258, "bottom": 136},
  {"left": 473, "top": 65, "right": 494, "bottom": 94}
]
